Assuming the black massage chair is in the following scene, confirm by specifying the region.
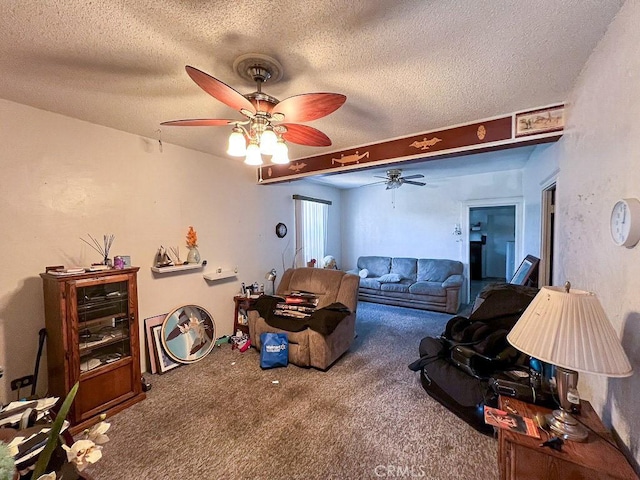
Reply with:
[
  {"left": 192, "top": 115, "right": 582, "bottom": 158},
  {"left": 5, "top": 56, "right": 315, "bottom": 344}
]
[{"left": 409, "top": 283, "right": 552, "bottom": 435}]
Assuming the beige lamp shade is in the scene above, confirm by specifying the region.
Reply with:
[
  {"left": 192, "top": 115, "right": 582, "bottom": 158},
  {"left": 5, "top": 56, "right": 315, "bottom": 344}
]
[{"left": 507, "top": 285, "right": 632, "bottom": 377}]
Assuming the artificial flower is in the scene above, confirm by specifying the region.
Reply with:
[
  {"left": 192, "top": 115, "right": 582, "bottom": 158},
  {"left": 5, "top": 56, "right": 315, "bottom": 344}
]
[
  {"left": 84, "top": 420, "right": 111, "bottom": 445},
  {"left": 186, "top": 226, "right": 198, "bottom": 247},
  {"left": 62, "top": 439, "right": 102, "bottom": 472},
  {"left": 35, "top": 473, "right": 57, "bottom": 480}
]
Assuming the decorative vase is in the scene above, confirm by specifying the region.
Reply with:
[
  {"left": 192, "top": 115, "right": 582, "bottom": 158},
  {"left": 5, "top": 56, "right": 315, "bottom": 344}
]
[{"left": 187, "top": 247, "right": 200, "bottom": 264}]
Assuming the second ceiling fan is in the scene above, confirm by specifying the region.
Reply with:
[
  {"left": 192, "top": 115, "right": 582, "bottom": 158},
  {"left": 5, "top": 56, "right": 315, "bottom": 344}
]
[
  {"left": 161, "top": 54, "right": 346, "bottom": 165},
  {"left": 369, "top": 169, "right": 427, "bottom": 189}
]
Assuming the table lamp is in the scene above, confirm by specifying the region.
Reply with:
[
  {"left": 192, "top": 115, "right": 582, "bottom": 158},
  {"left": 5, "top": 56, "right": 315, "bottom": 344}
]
[
  {"left": 265, "top": 268, "right": 277, "bottom": 295},
  {"left": 507, "top": 282, "right": 632, "bottom": 441}
]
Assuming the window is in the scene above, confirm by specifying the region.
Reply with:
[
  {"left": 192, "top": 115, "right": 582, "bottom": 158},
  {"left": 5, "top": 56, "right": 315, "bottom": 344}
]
[{"left": 293, "top": 195, "right": 330, "bottom": 267}]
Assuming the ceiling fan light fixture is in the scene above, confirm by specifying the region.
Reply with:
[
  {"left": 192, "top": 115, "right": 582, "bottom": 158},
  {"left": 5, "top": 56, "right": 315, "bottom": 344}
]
[
  {"left": 271, "top": 138, "right": 290, "bottom": 164},
  {"left": 162, "top": 57, "right": 346, "bottom": 168},
  {"left": 226, "top": 126, "right": 247, "bottom": 157},
  {"left": 259, "top": 125, "right": 278, "bottom": 155},
  {"left": 244, "top": 140, "right": 263, "bottom": 165}
]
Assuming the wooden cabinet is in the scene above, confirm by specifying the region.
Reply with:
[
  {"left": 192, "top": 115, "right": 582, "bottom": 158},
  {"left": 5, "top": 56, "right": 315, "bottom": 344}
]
[
  {"left": 498, "top": 397, "right": 638, "bottom": 480},
  {"left": 41, "top": 267, "right": 145, "bottom": 434}
]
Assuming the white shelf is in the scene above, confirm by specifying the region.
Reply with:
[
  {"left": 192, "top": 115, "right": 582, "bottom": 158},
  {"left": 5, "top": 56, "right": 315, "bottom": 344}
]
[
  {"left": 203, "top": 267, "right": 238, "bottom": 281},
  {"left": 151, "top": 263, "right": 205, "bottom": 274}
]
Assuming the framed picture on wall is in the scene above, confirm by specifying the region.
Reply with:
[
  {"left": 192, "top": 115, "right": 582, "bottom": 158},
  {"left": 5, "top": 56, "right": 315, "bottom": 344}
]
[
  {"left": 515, "top": 105, "right": 564, "bottom": 137},
  {"left": 510, "top": 255, "right": 540, "bottom": 286}
]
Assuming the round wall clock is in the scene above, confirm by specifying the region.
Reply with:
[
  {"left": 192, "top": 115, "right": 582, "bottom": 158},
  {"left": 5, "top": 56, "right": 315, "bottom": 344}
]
[
  {"left": 275, "top": 222, "right": 287, "bottom": 238},
  {"left": 610, "top": 198, "right": 640, "bottom": 247}
]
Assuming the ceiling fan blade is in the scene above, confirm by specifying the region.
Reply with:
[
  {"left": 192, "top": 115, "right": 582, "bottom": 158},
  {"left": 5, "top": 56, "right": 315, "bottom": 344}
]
[
  {"left": 401, "top": 174, "right": 425, "bottom": 180},
  {"left": 373, "top": 175, "right": 389, "bottom": 179},
  {"left": 404, "top": 180, "right": 427, "bottom": 186},
  {"left": 185, "top": 66, "right": 256, "bottom": 114},
  {"left": 280, "top": 123, "right": 332, "bottom": 146},
  {"left": 272, "top": 93, "right": 346, "bottom": 123},
  {"left": 360, "top": 180, "right": 387, "bottom": 187},
  {"left": 160, "top": 119, "right": 238, "bottom": 127}
]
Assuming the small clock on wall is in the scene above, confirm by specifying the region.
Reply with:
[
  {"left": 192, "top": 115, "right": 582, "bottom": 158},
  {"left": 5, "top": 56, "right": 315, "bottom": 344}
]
[
  {"left": 610, "top": 198, "right": 640, "bottom": 247},
  {"left": 275, "top": 222, "right": 288, "bottom": 238}
]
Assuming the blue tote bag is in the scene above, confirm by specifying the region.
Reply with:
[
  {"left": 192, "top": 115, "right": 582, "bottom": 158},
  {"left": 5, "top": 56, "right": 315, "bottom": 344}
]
[{"left": 260, "top": 332, "right": 289, "bottom": 369}]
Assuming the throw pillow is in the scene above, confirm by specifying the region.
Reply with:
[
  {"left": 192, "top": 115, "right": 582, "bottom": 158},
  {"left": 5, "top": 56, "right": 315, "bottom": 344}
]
[
  {"left": 378, "top": 273, "right": 402, "bottom": 283},
  {"left": 359, "top": 269, "right": 369, "bottom": 279}
]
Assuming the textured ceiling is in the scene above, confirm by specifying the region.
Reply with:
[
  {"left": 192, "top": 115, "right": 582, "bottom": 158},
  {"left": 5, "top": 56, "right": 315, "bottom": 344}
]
[{"left": 0, "top": 1, "right": 623, "bottom": 187}]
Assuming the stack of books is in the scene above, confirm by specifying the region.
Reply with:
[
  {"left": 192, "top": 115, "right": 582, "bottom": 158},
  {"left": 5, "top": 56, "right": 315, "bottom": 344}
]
[{"left": 274, "top": 292, "right": 319, "bottom": 319}]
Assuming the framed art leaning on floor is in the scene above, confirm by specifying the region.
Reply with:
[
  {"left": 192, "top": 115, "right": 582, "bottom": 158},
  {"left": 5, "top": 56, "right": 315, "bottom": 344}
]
[
  {"left": 144, "top": 313, "right": 166, "bottom": 374},
  {"left": 510, "top": 255, "right": 539, "bottom": 287},
  {"left": 152, "top": 325, "right": 180, "bottom": 374}
]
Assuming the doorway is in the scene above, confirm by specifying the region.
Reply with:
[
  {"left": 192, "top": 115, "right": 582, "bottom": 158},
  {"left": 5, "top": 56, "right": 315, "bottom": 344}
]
[
  {"left": 539, "top": 183, "right": 556, "bottom": 286},
  {"left": 468, "top": 206, "right": 516, "bottom": 300},
  {"left": 463, "top": 197, "right": 523, "bottom": 304}
]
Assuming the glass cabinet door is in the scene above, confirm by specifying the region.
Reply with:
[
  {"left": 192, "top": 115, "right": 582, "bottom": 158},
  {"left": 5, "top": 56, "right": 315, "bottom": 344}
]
[{"left": 76, "top": 280, "right": 131, "bottom": 373}]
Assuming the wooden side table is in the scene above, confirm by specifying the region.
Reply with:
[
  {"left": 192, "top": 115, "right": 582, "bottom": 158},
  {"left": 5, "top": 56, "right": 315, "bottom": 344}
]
[
  {"left": 498, "top": 397, "right": 638, "bottom": 480},
  {"left": 233, "top": 295, "right": 261, "bottom": 336}
]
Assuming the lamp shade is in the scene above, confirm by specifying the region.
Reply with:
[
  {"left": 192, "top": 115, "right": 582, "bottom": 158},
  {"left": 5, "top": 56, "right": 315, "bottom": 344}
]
[
  {"left": 244, "top": 141, "right": 263, "bottom": 166},
  {"left": 507, "top": 286, "right": 632, "bottom": 377},
  {"left": 265, "top": 268, "right": 277, "bottom": 281},
  {"left": 271, "top": 139, "right": 290, "bottom": 165},
  {"left": 226, "top": 127, "right": 247, "bottom": 157},
  {"left": 259, "top": 127, "right": 278, "bottom": 155}
]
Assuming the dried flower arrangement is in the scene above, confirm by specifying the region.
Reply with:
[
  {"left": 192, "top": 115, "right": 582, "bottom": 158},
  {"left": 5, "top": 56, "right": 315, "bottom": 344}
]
[
  {"left": 186, "top": 226, "right": 198, "bottom": 248},
  {"left": 80, "top": 234, "right": 115, "bottom": 265}
]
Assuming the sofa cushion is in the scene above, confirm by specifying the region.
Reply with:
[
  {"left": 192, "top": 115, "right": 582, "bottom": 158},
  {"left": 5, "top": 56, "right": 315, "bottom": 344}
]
[
  {"left": 409, "top": 281, "right": 446, "bottom": 296},
  {"left": 360, "top": 278, "right": 382, "bottom": 289},
  {"left": 357, "top": 256, "right": 391, "bottom": 278},
  {"left": 378, "top": 273, "right": 402, "bottom": 283},
  {"left": 391, "top": 257, "right": 417, "bottom": 281},
  {"left": 381, "top": 280, "right": 412, "bottom": 293},
  {"left": 417, "top": 259, "right": 463, "bottom": 282}
]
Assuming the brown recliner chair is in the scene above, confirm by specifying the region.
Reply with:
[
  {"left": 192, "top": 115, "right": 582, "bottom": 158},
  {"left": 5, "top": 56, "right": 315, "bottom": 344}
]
[{"left": 248, "top": 267, "right": 359, "bottom": 370}]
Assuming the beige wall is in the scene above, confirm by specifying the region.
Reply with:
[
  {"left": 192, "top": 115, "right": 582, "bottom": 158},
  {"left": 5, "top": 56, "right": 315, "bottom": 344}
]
[
  {"left": 555, "top": 0, "right": 640, "bottom": 464},
  {"left": 522, "top": 142, "right": 560, "bottom": 258},
  {"left": 0, "top": 99, "right": 341, "bottom": 403}
]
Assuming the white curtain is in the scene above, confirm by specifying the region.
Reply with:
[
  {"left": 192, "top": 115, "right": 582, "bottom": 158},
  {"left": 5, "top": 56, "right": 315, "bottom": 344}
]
[{"left": 294, "top": 198, "right": 328, "bottom": 267}]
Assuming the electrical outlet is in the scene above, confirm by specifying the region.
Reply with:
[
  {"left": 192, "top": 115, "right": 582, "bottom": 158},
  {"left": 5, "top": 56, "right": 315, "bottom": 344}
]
[{"left": 10, "top": 375, "right": 34, "bottom": 391}]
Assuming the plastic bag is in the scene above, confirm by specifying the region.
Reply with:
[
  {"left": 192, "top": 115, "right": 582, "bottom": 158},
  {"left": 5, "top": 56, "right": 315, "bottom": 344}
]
[{"left": 260, "top": 332, "right": 289, "bottom": 369}]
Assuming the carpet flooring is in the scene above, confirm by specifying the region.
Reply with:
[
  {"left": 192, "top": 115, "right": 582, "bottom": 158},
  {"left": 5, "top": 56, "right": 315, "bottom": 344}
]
[{"left": 85, "top": 302, "right": 497, "bottom": 479}]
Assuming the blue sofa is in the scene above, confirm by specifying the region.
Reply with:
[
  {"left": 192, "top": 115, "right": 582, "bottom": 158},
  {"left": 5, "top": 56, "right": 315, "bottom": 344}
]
[{"left": 347, "top": 256, "right": 464, "bottom": 313}]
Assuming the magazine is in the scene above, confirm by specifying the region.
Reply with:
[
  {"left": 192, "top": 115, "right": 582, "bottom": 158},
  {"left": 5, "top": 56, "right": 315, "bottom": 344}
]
[{"left": 483, "top": 406, "right": 540, "bottom": 438}]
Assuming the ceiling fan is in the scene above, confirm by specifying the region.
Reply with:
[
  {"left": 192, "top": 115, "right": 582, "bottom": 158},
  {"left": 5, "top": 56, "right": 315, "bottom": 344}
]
[
  {"left": 369, "top": 169, "right": 427, "bottom": 189},
  {"left": 161, "top": 54, "right": 346, "bottom": 166}
]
